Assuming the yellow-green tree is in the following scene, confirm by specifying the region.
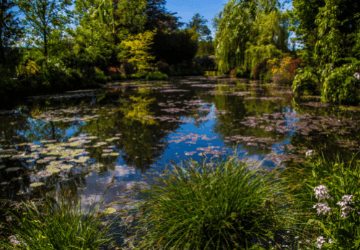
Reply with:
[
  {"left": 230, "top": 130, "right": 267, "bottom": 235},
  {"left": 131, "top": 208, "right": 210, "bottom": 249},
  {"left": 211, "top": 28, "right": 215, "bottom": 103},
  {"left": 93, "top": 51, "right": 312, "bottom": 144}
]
[{"left": 119, "top": 30, "right": 156, "bottom": 72}]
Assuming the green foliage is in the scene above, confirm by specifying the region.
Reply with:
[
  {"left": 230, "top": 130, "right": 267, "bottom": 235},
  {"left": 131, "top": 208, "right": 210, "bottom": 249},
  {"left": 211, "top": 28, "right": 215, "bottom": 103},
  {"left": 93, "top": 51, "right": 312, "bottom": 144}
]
[
  {"left": 215, "top": 0, "right": 290, "bottom": 74},
  {"left": 16, "top": 0, "right": 73, "bottom": 57},
  {"left": 321, "top": 63, "right": 360, "bottom": 104},
  {"left": 187, "top": 13, "right": 211, "bottom": 41},
  {"left": 146, "top": 71, "right": 168, "bottom": 80},
  {"left": 94, "top": 68, "right": 107, "bottom": 84},
  {"left": 115, "top": 0, "right": 147, "bottom": 39},
  {"left": 0, "top": 177, "right": 121, "bottom": 249},
  {"left": 132, "top": 158, "right": 288, "bottom": 249},
  {"left": 280, "top": 154, "right": 360, "bottom": 249},
  {"left": 155, "top": 61, "right": 170, "bottom": 74},
  {"left": 119, "top": 30, "right": 156, "bottom": 72},
  {"left": 150, "top": 29, "right": 199, "bottom": 66},
  {"left": 0, "top": 0, "right": 24, "bottom": 65},
  {"left": 130, "top": 72, "right": 148, "bottom": 79},
  {"left": 292, "top": 67, "right": 320, "bottom": 96}
]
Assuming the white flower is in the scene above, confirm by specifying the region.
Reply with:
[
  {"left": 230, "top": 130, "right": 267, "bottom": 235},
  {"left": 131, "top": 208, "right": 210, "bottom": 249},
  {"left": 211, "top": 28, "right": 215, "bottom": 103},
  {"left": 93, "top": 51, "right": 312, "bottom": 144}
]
[
  {"left": 313, "top": 202, "right": 331, "bottom": 216},
  {"left": 314, "top": 185, "right": 333, "bottom": 201},
  {"left": 337, "top": 194, "right": 354, "bottom": 218},
  {"left": 354, "top": 72, "right": 360, "bottom": 80},
  {"left": 342, "top": 195, "right": 354, "bottom": 204},
  {"left": 306, "top": 150, "right": 315, "bottom": 157},
  {"left": 329, "top": 238, "right": 333, "bottom": 244},
  {"left": 316, "top": 236, "right": 326, "bottom": 249}
]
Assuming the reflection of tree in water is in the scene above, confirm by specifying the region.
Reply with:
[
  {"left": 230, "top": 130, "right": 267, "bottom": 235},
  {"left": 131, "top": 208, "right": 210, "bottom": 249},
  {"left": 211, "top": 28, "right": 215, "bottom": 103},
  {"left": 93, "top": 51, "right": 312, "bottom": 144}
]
[
  {"left": 78, "top": 87, "right": 201, "bottom": 172},
  {"left": 204, "top": 89, "right": 290, "bottom": 155}
]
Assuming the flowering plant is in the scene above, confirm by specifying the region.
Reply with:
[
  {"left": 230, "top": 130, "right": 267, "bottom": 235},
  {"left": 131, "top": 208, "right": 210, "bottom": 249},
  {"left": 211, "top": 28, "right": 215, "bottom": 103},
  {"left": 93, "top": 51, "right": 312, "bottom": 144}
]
[{"left": 281, "top": 154, "right": 360, "bottom": 249}]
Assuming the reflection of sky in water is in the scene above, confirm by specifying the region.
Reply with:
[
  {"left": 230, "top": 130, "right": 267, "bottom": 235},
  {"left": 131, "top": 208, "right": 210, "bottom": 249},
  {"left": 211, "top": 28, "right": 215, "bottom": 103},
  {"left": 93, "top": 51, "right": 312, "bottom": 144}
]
[{"left": 2, "top": 78, "right": 360, "bottom": 210}]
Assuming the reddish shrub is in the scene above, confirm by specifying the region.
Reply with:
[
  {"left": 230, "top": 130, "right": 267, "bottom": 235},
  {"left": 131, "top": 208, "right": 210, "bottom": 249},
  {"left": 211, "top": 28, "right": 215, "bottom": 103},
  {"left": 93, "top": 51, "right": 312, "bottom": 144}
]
[
  {"left": 155, "top": 61, "right": 170, "bottom": 75},
  {"left": 253, "top": 59, "right": 269, "bottom": 79},
  {"left": 109, "top": 67, "right": 122, "bottom": 75},
  {"left": 289, "top": 58, "right": 302, "bottom": 79}
]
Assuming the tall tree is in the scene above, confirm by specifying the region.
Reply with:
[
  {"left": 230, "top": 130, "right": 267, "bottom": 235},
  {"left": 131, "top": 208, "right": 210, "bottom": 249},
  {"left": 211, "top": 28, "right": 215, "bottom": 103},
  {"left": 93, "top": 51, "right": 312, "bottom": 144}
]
[
  {"left": 144, "top": 0, "right": 183, "bottom": 32},
  {"left": 290, "top": 0, "right": 360, "bottom": 64},
  {"left": 0, "top": 0, "right": 23, "bottom": 65},
  {"left": 214, "top": 0, "right": 289, "bottom": 74},
  {"left": 16, "top": 0, "right": 73, "bottom": 57},
  {"left": 187, "top": 13, "right": 211, "bottom": 41}
]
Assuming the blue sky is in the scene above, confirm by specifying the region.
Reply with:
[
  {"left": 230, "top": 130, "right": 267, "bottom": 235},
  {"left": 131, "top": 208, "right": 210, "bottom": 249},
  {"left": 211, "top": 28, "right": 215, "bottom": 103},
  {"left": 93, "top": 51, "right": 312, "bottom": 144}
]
[
  {"left": 165, "top": 0, "right": 229, "bottom": 37},
  {"left": 165, "top": 0, "right": 293, "bottom": 38}
]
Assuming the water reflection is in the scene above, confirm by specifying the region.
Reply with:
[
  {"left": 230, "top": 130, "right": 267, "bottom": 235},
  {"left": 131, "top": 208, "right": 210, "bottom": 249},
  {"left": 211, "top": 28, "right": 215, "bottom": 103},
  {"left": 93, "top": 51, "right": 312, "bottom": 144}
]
[{"left": 1, "top": 77, "right": 360, "bottom": 212}]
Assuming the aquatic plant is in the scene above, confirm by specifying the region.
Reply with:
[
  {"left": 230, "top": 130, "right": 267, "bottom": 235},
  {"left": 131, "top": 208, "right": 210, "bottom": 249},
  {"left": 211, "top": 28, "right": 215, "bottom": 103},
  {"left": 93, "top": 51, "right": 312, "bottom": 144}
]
[
  {"left": 0, "top": 176, "right": 122, "bottom": 249},
  {"left": 146, "top": 72, "right": 168, "bottom": 80},
  {"left": 130, "top": 158, "right": 290, "bottom": 249}
]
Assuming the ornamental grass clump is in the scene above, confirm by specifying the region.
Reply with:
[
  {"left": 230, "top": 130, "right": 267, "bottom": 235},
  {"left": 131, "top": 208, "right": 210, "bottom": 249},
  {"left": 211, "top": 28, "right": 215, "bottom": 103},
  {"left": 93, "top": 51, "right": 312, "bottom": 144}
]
[
  {"left": 132, "top": 158, "right": 288, "bottom": 249},
  {"left": 0, "top": 176, "right": 122, "bottom": 249}
]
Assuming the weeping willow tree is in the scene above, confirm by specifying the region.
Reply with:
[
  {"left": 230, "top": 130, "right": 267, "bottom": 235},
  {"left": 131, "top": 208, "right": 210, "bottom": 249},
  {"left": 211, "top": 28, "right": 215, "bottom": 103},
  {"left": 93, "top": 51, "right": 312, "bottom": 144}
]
[{"left": 214, "top": 0, "right": 291, "bottom": 75}]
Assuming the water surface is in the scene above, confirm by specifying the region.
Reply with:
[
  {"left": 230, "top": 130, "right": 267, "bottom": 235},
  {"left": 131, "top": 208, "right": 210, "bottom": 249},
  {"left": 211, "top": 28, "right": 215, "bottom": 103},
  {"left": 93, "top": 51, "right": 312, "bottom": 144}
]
[{"left": 1, "top": 76, "right": 360, "bottom": 210}]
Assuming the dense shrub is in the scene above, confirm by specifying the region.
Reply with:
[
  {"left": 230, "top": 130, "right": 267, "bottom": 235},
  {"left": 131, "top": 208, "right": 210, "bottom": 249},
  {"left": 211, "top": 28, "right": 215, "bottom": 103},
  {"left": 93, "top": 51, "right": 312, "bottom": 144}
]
[
  {"left": 321, "top": 63, "right": 360, "bottom": 104},
  {"left": 130, "top": 72, "right": 148, "bottom": 79},
  {"left": 231, "top": 67, "right": 249, "bottom": 78},
  {"left": 110, "top": 74, "right": 126, "bottom": 81},
  {"left": 94, "top": 68, "right": 107, "bottom": 84},
  {"left": 146, "top": 71, "right": 168, "bottom": 80},
  {"left": 155, "top": 61, "right": 170, "bottom": 75},
  {"left": 121, "top": 60, "right": 136, "bottom": 77},
  {"left": 66, "top": 68, "right": 82, "bottom": 87},
  {"left": 292, "top": 67, "right": 320, "bottom": 96},
  {"left": 289, "top": 58, "right": 302, "bottom": 79},
  {"left": 193, "top": 56, "right": 217, "bottom": 71},
  {"left": 41, "top": 58, "right": 69, "bottom": 89},
  {"left": 252, "top": 58, "right": 269, "bottom": 79}
]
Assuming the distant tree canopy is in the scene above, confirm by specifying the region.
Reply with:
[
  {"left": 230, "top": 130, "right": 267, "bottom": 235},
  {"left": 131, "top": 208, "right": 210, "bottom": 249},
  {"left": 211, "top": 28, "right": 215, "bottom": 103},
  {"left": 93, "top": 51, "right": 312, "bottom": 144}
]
[
  {"left": 0, "top": 0, "right": 23, "bottom": 66},
  {"left": 150, "top": 29, "right": 198, "bottom": 65},
  {"left": 16, "top": 0, "right": 73, "bottom": 57},
  {"left": 214, "top": 0, "right": 291, "bottom": 74}
]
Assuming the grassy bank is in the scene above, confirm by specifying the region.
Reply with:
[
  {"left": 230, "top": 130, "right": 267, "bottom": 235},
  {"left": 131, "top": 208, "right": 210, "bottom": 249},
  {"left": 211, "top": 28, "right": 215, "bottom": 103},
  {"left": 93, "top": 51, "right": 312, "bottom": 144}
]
[{"left": 1, "top": 154, "right": 359, "bottom": 249}]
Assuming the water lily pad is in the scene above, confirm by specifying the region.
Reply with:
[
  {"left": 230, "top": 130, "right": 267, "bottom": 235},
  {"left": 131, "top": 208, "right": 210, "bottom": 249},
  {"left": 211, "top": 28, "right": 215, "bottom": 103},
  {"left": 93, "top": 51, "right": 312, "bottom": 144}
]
[
  {"left": 6, "top": 167, "right": 20, "bottom": 172},
  {"left": 60, "top": 164, "right": 73, "bottom": 170},
  {"left": 30, "top": 182, "right": 44, "bottom": 187},
  {"left": 104, "top": 208, "right": 116, "bottom": 214},
  {"left": 109, "top": 152, "right": 120, "bottom": 156},
  {"left": 73, "top": 156, "right": 90, "bottom": 163}
]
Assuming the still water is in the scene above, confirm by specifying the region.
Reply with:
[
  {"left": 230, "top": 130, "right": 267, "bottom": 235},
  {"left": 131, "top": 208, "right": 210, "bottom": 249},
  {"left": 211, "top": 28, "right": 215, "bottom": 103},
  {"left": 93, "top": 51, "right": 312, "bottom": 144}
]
[{"left": 1, "top": 76, "right": 360, "bottom": 210}]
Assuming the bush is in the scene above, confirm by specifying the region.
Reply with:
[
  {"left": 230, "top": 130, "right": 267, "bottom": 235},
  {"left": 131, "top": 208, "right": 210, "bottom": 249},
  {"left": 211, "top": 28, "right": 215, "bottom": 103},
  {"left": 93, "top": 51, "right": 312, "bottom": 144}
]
[
  {"left": 321, "top": 63, "right": 360, "bottom": 104},
  {"left": 155, "top": 61, "right": 170, "bottom": 75},
  {"left": 94, "top": 68, "right": 107, "bottom": 84},
  {"left": 146, "top": 71, "right": 168, "bottom": 80},
  {"left": 231, "top": 67, "right": 249, "bottom": 78},
  {"left": 110, "top": 74, "right": 126, "bottom": 81},
  {"left": 66, "top": 68, "right": 82, "bottom": 87},
  {"left": 130, "top": 72, "right": 148, "bottom": 79},
  {"left": 121, "top": 60, "right": 136, "bottom": 78},
  {"left": 252, "top": 58, "right": 269, "bottom": 79},
  {"left": 268, "top": 57, "right": 294, "bottom": 84},
  {"left": 292, "top": 67, "right": 320, "bottom": 97},
  {"left": 42, "top": 58, "right": 68, "bottom": 89},
  {"left": 132, "top": 158, "right": 287, "bottom": 249}
]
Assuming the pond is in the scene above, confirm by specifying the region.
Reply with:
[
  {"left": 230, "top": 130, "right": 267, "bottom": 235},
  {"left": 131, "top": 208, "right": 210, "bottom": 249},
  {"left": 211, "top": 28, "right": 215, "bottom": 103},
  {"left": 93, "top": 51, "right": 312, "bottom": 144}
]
[{"left": 1, "top": 76, "right": 360, "bottom": 212}]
